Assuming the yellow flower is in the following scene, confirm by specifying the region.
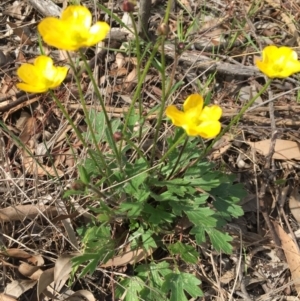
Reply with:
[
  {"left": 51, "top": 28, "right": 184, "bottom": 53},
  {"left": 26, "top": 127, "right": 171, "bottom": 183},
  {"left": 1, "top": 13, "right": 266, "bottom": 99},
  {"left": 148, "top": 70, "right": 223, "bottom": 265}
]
[
  {"left": 165, "top": 94, "right": 222, "bottom": 139},
  {"left": 38, "top": 5, "right": 110, "bottom": 51},
  {"left": 17, "top": 55, "right": 68, "bottom": 93},
  {"left": 255, "top": 45, "right": 300, "bottom": 78}
]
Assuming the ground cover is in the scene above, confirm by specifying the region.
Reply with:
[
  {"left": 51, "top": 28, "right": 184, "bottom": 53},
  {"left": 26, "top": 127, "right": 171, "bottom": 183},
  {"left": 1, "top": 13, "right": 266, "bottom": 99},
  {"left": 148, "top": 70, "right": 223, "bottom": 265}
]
[{"left": 1, "top": 0, "right": 300, "bottom": 300}]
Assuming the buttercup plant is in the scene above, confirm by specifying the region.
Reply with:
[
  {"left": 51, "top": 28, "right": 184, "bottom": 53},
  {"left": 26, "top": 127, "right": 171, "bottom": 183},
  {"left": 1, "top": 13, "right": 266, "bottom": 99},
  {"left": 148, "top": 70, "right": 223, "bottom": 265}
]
[
  {"left": 255, "top": 45, "right": 300, "bottom": 78},
  {"left": 38, "top": 5, "right": 110, "bottom": 51},
  {"left": 17, "top": 55, "right": 68, "bottom": 93},
  {"left": 165, "top": 94, "right": 222, "bottom": 139}
]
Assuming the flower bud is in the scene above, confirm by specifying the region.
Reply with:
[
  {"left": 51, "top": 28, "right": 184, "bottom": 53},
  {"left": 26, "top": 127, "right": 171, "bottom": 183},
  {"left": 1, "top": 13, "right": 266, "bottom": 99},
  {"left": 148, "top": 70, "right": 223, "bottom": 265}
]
[
  {"left": 71, "top": 180, "right": 86, "bottom": 191},
  {"left": 157, "top": 23, "right": 170, "bottom": 36},
  {"left": 176, "top": 42, "right": 186, "bottom": 54},
  {"left": 122, "top": 0, "right": 135, "bottom": 12},
  {"left": 113, "top": 131, "right": 123, "bottom": 142}
]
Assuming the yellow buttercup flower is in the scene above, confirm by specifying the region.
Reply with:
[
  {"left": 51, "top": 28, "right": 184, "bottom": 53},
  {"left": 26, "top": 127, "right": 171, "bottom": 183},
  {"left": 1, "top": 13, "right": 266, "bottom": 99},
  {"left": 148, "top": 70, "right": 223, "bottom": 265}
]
[
  {"left": 166, "top": 94, "right": 222, "bottom": 139},
  {"left": 17, "top": 55, "right": 68, "bottom": 93},
  {"left": 255, "top": 45, "right": 300, "bottom": 78},
  {"left": 38, "top": 5, "right": 110, "bottom": 51}
]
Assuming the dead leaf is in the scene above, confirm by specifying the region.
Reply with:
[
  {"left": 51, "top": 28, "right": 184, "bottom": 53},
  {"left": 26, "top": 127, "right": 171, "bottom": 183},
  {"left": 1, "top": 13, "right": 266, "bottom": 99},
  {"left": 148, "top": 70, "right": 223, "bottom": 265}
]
[
  {"left": 248, "top": 139, "right": 300, "bottom": 160},
  {"left": 124, "top": 68, "right": 137, "bottom": 92},
  {"left": 109, "top": 67, "right": 128, "bottom": 77},
  {"left": 4, "top": 1, "right": 31, "bottom": 20},
  {"left": 210, "top": 134, "right": 233, "bottom": 160},
  {"left": 0, "top": 204, "right": 58, "bottom": 222},
  {"left": 115, "top": 53, "right": 125, "bottom": 69},
  {"left": 54, "top": 255, "right": 73, "bottom": 292},
  {"left": 289, "top": 188, "right": 300, "bottom": 223},
  {"left": 5, "top": 279, "right": 37, "bottom": 298},
  {"left": 18, "top": 262, "right": 43, "bottom": 280},
  {"left": 124, "top": 68, "right": 137, "bottom": 83},
  {"left": 220, "top": 270, "right": 235, "bottom": 284},
  {"left": 22, "top": 151, "right": 64, "bottom": 177},
  {"left": 0, "top": 294, "right": 17, "bottom": 301},
  {"left": 19, "top": 116, "right": 37, "bottom": 145},
  {"left": 273, "top": 222, "right": 300, "bottom": 293},
  {"left": 63, "top": 290, "right": 95, "bottom": 301},
  {"left": 65, "top": 148, "right": 75, "bottom": 168},
  {"left": 27, "top": 253, "right": 44, "bottom": 266},
  {"left": 15, "top": 111, "right": 30, "bottom": 131},
  {"left": 0, "top": 248, "right": 32, "bottom": 259},
  {"left": 239, "top": 84, "right": 262, "bottom": 105},
  {"left": 2, "top": 96, "right": 40, "bottom": 121},
  {"left": 101, "top": 247, "right": 154, "bottom": 267},
  {"left": 37, "top": 268, "right": 54, "bottom": 299},
  {"left": 7, "top": 22, "right": 33, "bottom": 45}
]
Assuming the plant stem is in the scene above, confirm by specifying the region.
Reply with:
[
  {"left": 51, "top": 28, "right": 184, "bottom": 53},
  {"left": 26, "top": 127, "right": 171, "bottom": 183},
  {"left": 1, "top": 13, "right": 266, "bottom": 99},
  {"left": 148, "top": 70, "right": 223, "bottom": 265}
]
[
  {"left": 158, "top": 132, "right": 186, "bottom": 164},
  {"left": 202, "top": 78, "right": 273, "bottom": 158},
  {"left": 129, "top": 12, "right": 144, "bottom": 143},
  {"left": 166, "top": 135, "right": 189, "bottom": 180},
  {"left": 48, "top": 90, "right": 107, "bottom": 179},
  {"left": 77, "top": 50, "right": 123, "bottom": 171},
  {"left": 138, "top": 0, "right": 151, "bottom": 38},
  {"left": 150, "top": 36, "right": 166, "bottom": 166},
  {"left": 164, "top": 0, "right": 173, "bottom": 23},
  {"left": 120, "top": 37, "right": 162, "bottom": 151}
]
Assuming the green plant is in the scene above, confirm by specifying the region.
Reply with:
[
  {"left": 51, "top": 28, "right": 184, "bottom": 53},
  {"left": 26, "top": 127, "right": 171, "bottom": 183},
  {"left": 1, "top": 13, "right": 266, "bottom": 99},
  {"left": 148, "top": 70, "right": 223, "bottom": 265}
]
[{"left": 69, "top": 109, "right": 246, "bottom": 299}]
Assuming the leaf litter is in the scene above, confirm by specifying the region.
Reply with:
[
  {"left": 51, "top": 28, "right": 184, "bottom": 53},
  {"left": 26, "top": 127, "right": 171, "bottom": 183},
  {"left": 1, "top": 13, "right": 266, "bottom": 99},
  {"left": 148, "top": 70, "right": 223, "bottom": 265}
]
[{"left": 2, "top": 0, "right": 300, "bottom": 299}]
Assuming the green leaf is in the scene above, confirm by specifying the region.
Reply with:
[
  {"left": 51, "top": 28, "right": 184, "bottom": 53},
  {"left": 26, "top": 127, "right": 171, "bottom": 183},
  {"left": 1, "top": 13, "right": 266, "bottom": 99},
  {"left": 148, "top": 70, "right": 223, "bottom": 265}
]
[
  {"left": 129, "top": 228, "right": 157, "bottom": 251},
  {"left": 185, "top": 208, "right": 217, "bottom": 227},
  {"left": 137, "top": 261, "right": 171, "bottom": 284},
  {"left": 124, "top": 173, "right": 149, "bottom": 197},
  {"left": 191, "top": 226, "right": 205, "bottom": 244},
  {"left": 105, "top": 119, "right": 121, "bottom": 149},
  {"left": 161, "top": 272, "right": 203, "bottom": 301},
  {"left": 76, "top": 250, "right": 114, "bottom": 277},
  {"left": 84, "top": 109, "right": 105, "bottom": 143},
  {"left": 78, "top": 165, "right": 90, "bottom": 185},
  {"left": 194, "top": 194, "right": 209, "bottom": 205},
  {"left": 206, "top": 228, "right": 233, "bottom": 254},
  {"left": 119, "top": 201, "right": 144, "bottom": 217},
  {"left": 143, "top": 203, "right": 175, "bottom": 225},
  {"left": 81, "top": 224, "right": 111, "bottom": 249},
  {"left": 211, "top": 183, "right": 245, "bottom": 220},
  {"left": 125, "top": 158, "right": 149, "bottom": 177},
  {"left": 83, "top": 152, "right": 109, "bottom": 177},
  {"left": 115, "top": 276, "right": 144, "bottom": 301},
  {"left": 84, "top": 110, "right": 121, "bottom": 149},
  {"left": 137, "top": 262, "right": 171, "bottom": 301},
  {"left": 141, "top": 230, "right": 157, "bottom": 251},
  {"left": 168, "top": 242, "right": 198, "bottom": 264}
]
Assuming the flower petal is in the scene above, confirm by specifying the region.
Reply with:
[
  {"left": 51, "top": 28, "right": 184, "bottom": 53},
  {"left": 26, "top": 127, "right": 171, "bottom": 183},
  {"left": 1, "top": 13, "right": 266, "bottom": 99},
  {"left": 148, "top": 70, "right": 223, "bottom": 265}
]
[
  {"left": 183, "top": 94, "right": 203, "bottom": 112},
  {"left": 38, "top": 18, "right": 77, "bottom": 50},
  {"left": 255, "top": 59, "right": 273, "bottom": 77},
  {"left": 34, "top": 55, "right": 53, "bottom": 67},
  {"left": 50, "top": 66, "right": 69, "bottom": 88},
  {"left": 183, "top": 125, "right": 203, "bottom": 136},
  {"left": 61, "top": 5, "right": 92, "bottom": 29},
  {"left": 17, "top": 63, "right": 41, "bottom": 85},
  {"left": 85, "top": 22, "right": 110, "bottom": 46},
  {"left": 165, "top": 105, "right": 188, "bottom": 127},
  {"left": 199, "top": 105, "right": 222, "bottom": 122},
  {"left": 16, "top": 83, "right": 48, "bottom": 93},
  {"left": 195, "top": 121, "right": 221, "bottom": 138}
]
